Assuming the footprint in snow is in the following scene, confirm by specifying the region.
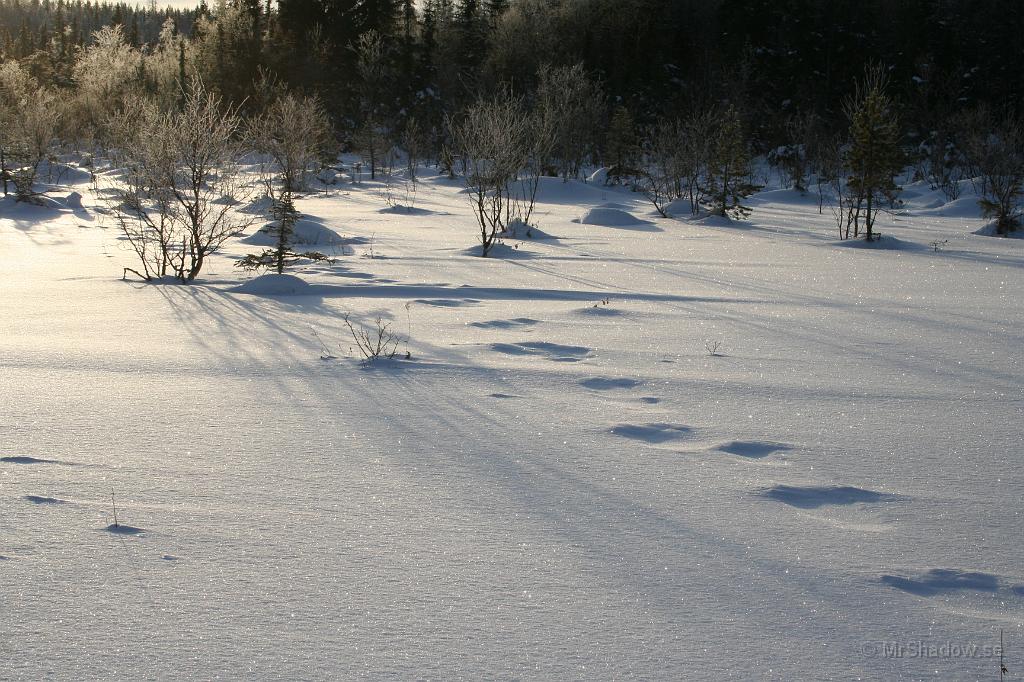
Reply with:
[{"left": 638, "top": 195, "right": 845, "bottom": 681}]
[
  {"left": 760, "top": 485, "right": 897, "bottom": 509},
  {"left": 491, "top": 341, "right": 592, "bottom": 362},
  {"left": 609, "top": 423, "right": 694, "bottom": 444},
  {"left": 715, "top": 441, "right": 792, "bottom": 459},
  {"left": 880, "top": 569, "right": 1000, "bottom": 597},
  {"left": 24, "top": 495, "right": 65, "bottom": 505},
  {"left": 579, "top": 377, "right": 642, "bottom": 391},
  {"left": 415, "top": 298, "right": 480, "bottom": 307},
  {"left": 470, "top": 318, "right": 538, "bottom": 329}
]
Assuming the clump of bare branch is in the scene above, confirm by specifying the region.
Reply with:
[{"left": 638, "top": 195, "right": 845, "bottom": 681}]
[{"left": 343, "top": 313, "right": 402, "bottom": 362}]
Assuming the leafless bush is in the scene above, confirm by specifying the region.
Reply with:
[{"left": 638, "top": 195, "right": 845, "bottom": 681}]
[
  {"left": 0, "top": 61, "right": 62, "bottom": 202},
  {"left": 640, "top": 110, "right": 715, "bottom": 218},
  {"left": 963, "top": 109, "right": 1024, "bottom": 235},
  {"left": 343, "top": 313, "right": 401, "bottom": 361},
  {"left": 450, "top": 93, "right": 530, "bottom": 256},
  {"left": 110, "top": 79, "right": 255, "bottom": 282},
  {"left": 248, "top": 89, "right": 334, "bottom": 197}
]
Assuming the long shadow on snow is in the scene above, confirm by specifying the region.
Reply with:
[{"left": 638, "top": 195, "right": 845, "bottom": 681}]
[
  {"left": 349, "top": 362, "right": 865, "bottom": 638},
  {"left": 880, "top": 568, "right": 1000, "bottom": 597},
  {"left": 301, "top": 282, "right": 759, "bottom": 305}
]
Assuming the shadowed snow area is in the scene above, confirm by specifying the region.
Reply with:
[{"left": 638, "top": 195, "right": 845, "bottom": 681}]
[
  {"left": 881, "top": 569, "right": 1001, "bottom": 596},
  {"left": 716, "top": 440, "right": 792, "bottom": 458},
  {"left": 1, "top": 165, "right": 1023, "bottom": 680},
  {"left": 1, "top": 455, "right": 69, "bottom": 465},
  {"left": 760, "top": 485, "right": 896, "bottom": 508},
  {"left": 609, "top": 423, "right": 694, "bottom": 443},
  {"left": 103, "top": 524, "right": 145, "bottom": 535},
  {"left": 24, "top": 495, "right": 64, "bottom": 504},
  {"left": 579, "top": 377, "right": 642, "bottom": 390}
]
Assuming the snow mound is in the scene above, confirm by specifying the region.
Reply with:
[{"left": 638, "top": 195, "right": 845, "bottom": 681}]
[
  {"left": 241, "top": 218, "right": 344, "bottom": 246},
  {"left": 833, "top": 235, "right": 929, "bottom": 251},
  {"left": 913, "top": 195, "right": 983, "bottom": 218},
  {"left": 40, "top": 161, "right": 93, "bottom": 185},
  {"left": 576, "top": 207, "right": 648, "bottom": 227},
  {"left": 973, "top": 222, "right": 1024, "bottom": 239},
  {"left": 232, "top": 274, "right": 312, "bottom": 296},
  {"left": 662, "top": 198, "right": 698, "bottom": 217},
  {"left": 239, "top": 194, "right": 276, "bottom": 215},
  {"left": 504, "top": 219, "right": 557, "bottom": 240}
]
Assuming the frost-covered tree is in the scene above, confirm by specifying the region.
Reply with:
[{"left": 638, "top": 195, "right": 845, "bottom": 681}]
[
  {"left": 450, "top": 93, "right": 530, "bottom": 255},
  {"left": 0, "top": 61, "right": 62, "bottom": 201},
  {"left": 353, "top": 30, "right": 392, "bottom": 179},
  {"left": 536, "top": 63, "right": 604, "bottom": 181},
  {"left": 111, "top": 80, "right": 254, "bottom": 282},
  {"left": 70, "top": 25, "right": 140, "bottom": 147},
  {"left": 248, "top": 90, "right": 334, "bottom": 196},
  {"left": 144, "top": 19, "right": 194, "bottom": 112}
]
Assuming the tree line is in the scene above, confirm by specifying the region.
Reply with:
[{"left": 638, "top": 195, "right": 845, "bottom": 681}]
[{"left": 0, "top": 0, "right": 1022, "bottom": 282}]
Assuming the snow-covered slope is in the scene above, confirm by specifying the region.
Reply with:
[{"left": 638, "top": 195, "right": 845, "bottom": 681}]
[{"left": 1, "top": 171, "right": 1021, "bottom": 679}]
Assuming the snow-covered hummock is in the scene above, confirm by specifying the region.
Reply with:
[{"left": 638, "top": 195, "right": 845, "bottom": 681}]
[
  {"left": 232, "top": 273, "right": 312, "bottom": 296},
  {"left": 1, "top": 167, "right": 1022, "bottom": 679}
]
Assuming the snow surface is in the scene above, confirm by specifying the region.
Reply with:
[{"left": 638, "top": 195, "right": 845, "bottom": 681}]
[{"left": 1, "top": 167, "right": 1023, "bottom": 679}]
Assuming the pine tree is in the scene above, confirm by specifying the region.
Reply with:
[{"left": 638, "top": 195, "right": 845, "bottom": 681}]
[
  {"left": 707, "top": 105, "right": 758, "bottom": 219},
  {"left": 844, "top": 67, "right": 902, "bottom": 240},
  {"left": 235, "top": 191, "right": 331, "bottom": 273},
  {"left": 605, "top": 105, "right": 638, "bottom": 175}
]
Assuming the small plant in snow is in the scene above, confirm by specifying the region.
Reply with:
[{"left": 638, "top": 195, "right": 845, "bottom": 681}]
[
  {"left": 343, "top": 313, "right": 402, "bottom": 362},
  {"left": 705, "top": 340, "right": 723, "bottom": 356},
  {"left": 930, "top": 239, "right": 948, "bottom": 252},
  {"left": 311, "top": 328, "right": 337, "bottom": 360}
]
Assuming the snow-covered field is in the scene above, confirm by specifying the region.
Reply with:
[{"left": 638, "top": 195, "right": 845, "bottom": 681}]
[{"left": 1, "top": 165, "right": 1022, "bottom": 680}]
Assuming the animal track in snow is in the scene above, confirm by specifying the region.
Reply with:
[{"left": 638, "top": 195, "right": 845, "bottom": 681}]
[
  {"left": 579, "top": 377, "right": 642, "bottom": 391},
  {"left": 609, "top": 423, "right": 694, "bottom": 444},
  {"left": 470, "top": 318, "right": 538, "bottom": 329},
  {"left": 760, "top": 485, "right": 897, "bottom": 509},
  {"left": 491, "top": 341, "right": 593, "bottom": 362},
  {"left": 715, "top": 441, "right": 792, "bottom": 459}
]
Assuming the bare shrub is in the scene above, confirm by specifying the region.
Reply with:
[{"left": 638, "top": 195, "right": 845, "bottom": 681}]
[
  {"left": 343, "top": 313, "right": 401, "bottom": 361},
  {"left": 110, "top": 79, "right": 255, "bottom": 282},
  {"left": 450, "top": 93, "right": 530, "bottom": 256},
  {"left": 963, "top": 109, "right": 1024, "bottom": 235},
  {"left": 248, "top": 89, "right": 334, "bottom": 196}
]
